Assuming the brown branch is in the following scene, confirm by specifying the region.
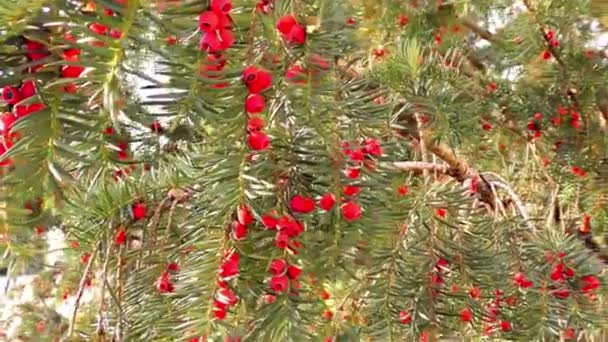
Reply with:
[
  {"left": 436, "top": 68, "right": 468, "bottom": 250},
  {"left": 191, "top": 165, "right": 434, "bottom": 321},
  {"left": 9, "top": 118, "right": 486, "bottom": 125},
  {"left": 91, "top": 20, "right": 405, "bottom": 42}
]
[
  {"left": 64, "top": 241, "right": 100, "bottom": 341},
  {"left": 392, "top": 161, "right": 451, "bottom": 174},
  {"left": 461, "top": 17, "right": 497, "bottom": 43}
]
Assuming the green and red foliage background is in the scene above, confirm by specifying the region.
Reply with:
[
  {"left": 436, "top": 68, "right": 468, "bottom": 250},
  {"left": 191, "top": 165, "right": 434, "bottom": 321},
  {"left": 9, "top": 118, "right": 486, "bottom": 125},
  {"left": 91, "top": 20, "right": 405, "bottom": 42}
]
[{"left": 0, "top": 0, "right": 607, "bottom": 341}]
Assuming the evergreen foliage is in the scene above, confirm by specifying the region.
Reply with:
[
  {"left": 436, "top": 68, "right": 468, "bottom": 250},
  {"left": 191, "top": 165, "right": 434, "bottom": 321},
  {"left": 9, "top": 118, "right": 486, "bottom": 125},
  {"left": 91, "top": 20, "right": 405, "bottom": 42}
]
[{"left": 0, "top": 0, "right": 607, "bottom": 341}]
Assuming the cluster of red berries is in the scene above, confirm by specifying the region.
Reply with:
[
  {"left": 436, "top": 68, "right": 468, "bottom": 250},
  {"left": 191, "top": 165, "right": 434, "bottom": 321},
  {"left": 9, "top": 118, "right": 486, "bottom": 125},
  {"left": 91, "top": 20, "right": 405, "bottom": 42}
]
[
  {"left": 88, "top": 0, "right": 128, "bottom": 43},
  {"left": 214, "top": 250, "right": 240, "bottom": 319},
  {"left": 199, "top": 0, "right": 234, "bottom": 54},
  {"left": 156, "top": 262, "right": 180, "bottom": 293},
  {"left": 284, "top": 54, "right": 331, "bottom": 84},
  {"left": 242, "top": 66, "right": 273, "bottom": 151},
  {"left": 231, "top": 204, "right": 254, "bottom": 241},
  {"left": 61, "top": 33, "right": 85, "bottom": 93},
  {"left": 526, "top": 112, "right": 543, "bottom": 139},
  {"left": 268, "top": 258, "right": 302, "bottom": 294},
  {"left": 541, "top": 28, "right": 560, "bottom": 60},
  {"left": 545, "top": 252, "right": 601, "bottom": 300},
  {"left": 1, "top": 39, "right": 49, "bottom": 168},
  {"left": 261, "top": 211, "right": 305, "bottom": 252},
  {"left": 276, "top": 14, "right": 307, "bottom": 45}
]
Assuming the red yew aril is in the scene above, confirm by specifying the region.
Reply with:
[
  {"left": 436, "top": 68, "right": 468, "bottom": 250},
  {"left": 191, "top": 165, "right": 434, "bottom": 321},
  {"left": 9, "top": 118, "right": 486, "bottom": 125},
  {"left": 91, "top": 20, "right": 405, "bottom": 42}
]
[
  {"left": 345, "top": 168, "right": 360, "bottom": 179},
  {"left": 245, "top": 94, "right": 265, "bottom": 114},
  {"left": 542, "top": 50, "right": 552, "bottom": 60},
  {"left": 323, "top": 310, "right": 333, "bottom": 320},
  {"left": 286, "top": 24, "right": 306, "bottom": 44},
  {"left": 341, "top": 201, "right": 362, "bottom": 221},
  {"left": 500, "top": 320, "right": 512, "bottom": 332},
  {"left": 319, "top": 193, "right": 336, "bottom": 211},
  {"left": 81, "top": 253, "right": 91, "bottom": 264},
  {"left": 237, "top": 204, "right": 254, "bottom": 225},
  {"left": 399, "top": 310, "right": 412, "bottom": 324},
  {"left": 2, "top": 87, "right": 21, "bottom": 105},
  {"left": 286, "top": 64, "right": 307, "bottom": 84},
  {"left": 20, "top": 81, "right": 37, "bottom": 98},
  {"left": 348, "top": 148, "right": 365, "bottom": 161},
  {"left": 321, "top": 290, "right": 331, "bottom": 300},
  {"left": 270, "top": 259, "right": 287, "bottom": 275},
  {"left": 90, "top": 23, "right": 107, "bottom": 35},
  {"left": 482, "top": 122, "right": 492, "bottom": 131},
  {"left": 581, "top": 275, "right": 600, "bottom": 292},
  {"left": 247, "top": 131, "right": 270, "bottom": 150},
  {"left": 219, "top": 259, "right": 239, "bottom": 279},
  {"left": 132, "top": 202, "right": 147, "bottom": 220},
  {"left": 469, "top": 286, "right": 481, "bottom": 299},
  {"left": 232, "top": 221, "right": 248, "bottom": 240},
  {"left": 262, "top": 214, "right": 278, "bottom": 229},
  {"left": 1, "top": 112, "right": 17, "bottom": 135},
  {"left": 290, "top": 195, "right": 315, "bottom": 214},
  {"left": 243, "top": 66, "right": 273, "bottom": 94},
  {"left": 553, "top": 288, "right": 570, "bottom": 299},
  {"left": 363, "top": 138, "right": 382, "bottom": 156},
  {"left": 399, "top": 14, "right": 409, "bottom": 26},
  {"left": 157, "top": 272, "right": 174, "bottom": 293},
  {"left": 564, "top": 327, "right": 576, "bottom": 340},
  {"left": 275, "top": 231, "right": 289, "bottom": 249},
  {"left": 210, "top": 0, "right": 232, "bottom": 14},
  {"left": 218, "top": 29, "right": 235, "bottom": 49},
  {"left": 167, "top": 262, "right": 180, "bottom": 272},
  {"left": 199, "top": 11, "right": 219, "bottom": 32},
  {"left": 343, "top": 185, "right": 361, "bottom": 197},
  {"left": 435, "top": 208, "right": 447, "bottom": 218},
  {"left": 167, "top": 35, "right": 177, "bottom": 45},
  {"left": 115, "top": 229, "right": 126, "bottom": 245},
  {"left": 459, "top": 308, "right": 473, "bottom": 322},
  {"left": 287, "top": 265, "right": 302, "bottom": 279},
  {"left": 346, "top": 17, "right": 357, "bottom": 25},
  {"left": 397, "top": 185, "right": 408, "bottom": 195},
  {"left": 150, "top": 120, "right": 163, "bottom": 133},
  {"left": 270, "top": 275, "right": 289, "bottom": 293},
  {"left": 109, "top": 29, "right": 123, "bottom": 39},
  {"left": 201, "top": 32, "right": 223, "bottom": 53},
  {"left": 277, "top": 15, "right": 297, "bottom": 35}
]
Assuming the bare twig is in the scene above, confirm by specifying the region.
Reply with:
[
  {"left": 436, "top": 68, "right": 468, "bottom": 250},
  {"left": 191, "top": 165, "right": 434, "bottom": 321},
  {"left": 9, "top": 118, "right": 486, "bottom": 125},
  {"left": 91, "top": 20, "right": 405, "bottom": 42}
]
[
  {"left": 491, "top": 181, "right": 536, "bottom": 232},
  {"left": 63, "top": 241, "right": 100, "bottom": 341},
  {"left": 96, "top": 239, "right": 112, "bottom": 336},
  {"left": 391, "top": 161, "right": 450, "bottom": 174}
]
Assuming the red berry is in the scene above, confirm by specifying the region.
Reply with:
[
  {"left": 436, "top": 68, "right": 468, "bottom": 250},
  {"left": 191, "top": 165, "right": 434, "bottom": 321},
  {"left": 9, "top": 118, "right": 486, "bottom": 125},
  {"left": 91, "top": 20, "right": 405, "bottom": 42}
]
[
  {"left": 321, "top": 290, "right": 331, "bottom": 300},
  {"left": 397, "top": 185, "right": 408, "bottom": 195},
  {"left": 469, "top": 286, "right": 481, "bottom": 299},
  {"left": 218, "top": 28, "right": 235, "bottom": 49},
  {"left": 345, "top": 167, "right": 360, "bottom": 179},
  {"left": 232, "top": 221, "right": 248, "bottom": 240},
  {"left": 319, "top": 193, "right": 336, "bottom": 211},
  {"left": 399, "top": 14, "right": 409, "bottom": 26},
  {"left": 275, "top": 231, "right": 289, "bottom": 249},
  {"left": 210, "top": 0, "right": 233, "bottom": 14},
  {"left": 132, "top": 202, "right": 147, "bottom": 221},
  {"left": 290, "top": 195, "right": 315, "bottom": 214},
  {"left": 435, "top": 208, "right": 447, "bottom": 218},
  {"left": 459, "top": 308, "right": 473, "bottom": 322},
  {"left": 245, "top": 94, "right": 265, "bottom": 114},
  {"left": 581, "top": 275, "right": 600, "bottom": 292},
  {"left": 277, "top": 14, "right": 297, "bottom": 35},
  {"left": 373, "top": 46, "right": 385, "bottom": 57},
  {"left": 285, "top": 64, "right": 307, "bottom": 84},
  {"left": 500, "top": 320, "right": 512, "bottom": 332},
  {"left": 167, "top": 35, "right": 177, "bottom": 45},
  {"left": 399, "top": 310, "right": 412, "bottom": 324},
  {"left": 287, "top": 265, "right": 302, "bottom": 279},
  {"left": 236, "top": 204, "right": 253, "bottom": 225},
  {"left": 348, "top": 148, "right": 365, "bottom": 161},
  {"left": 363, "top": 138, "right": 382, "bottom": 156},
  {"left": 346, "top": 17, "right": 356, "bottom": 25},
  {"left": 201, "top": 32, "right": 223, "bottom": 53},
  {"left": 247, "top": 117, "right": 265, "bottom": 132},
  {"left": 482, "top": 122, "right": 492, "bottom": 131},
  {"left": 488, "top": 82, "right": 498, "bottom": 92},
  {"left": 115, "top": 229, "right": 126, "bottom": 245},
  {"left": 286, "top": 24, "right": 306, "bottom": 44},
  {"left": 270, "top": 275, "right": 289, "bottom": 293},
  {"left": 80, "top": 253, "right": 91, "bottom": 264},
  {"left": 167, "top": 262, "right": 180, "bottom": 272},
  {"left": 90, "top": 23, "right": 107, "bottom": 35},
  {"left": 265, "top": 294, "right": 276, "bottom": 304},
  {"left": 534, "top": 112, "right": 543, "bottom": 121},
  {"left": 542, "top": 50, "right": 552, "bottom": 60},
  {"left": 564, "top": 327, "right": 576, "bottom": 340},
  {"left": 2, "top": 86, "right": 21, "bottom": 105},
  {"left": 262, "top": 214, "right": 278, "bottom": 230},
  {"left": 247, "top": 131, "right": 270, "bottom": 150},
  {"left": 553, "top": 288, "right": 570, "bottom": 299},
  {"left": 150, "top": 120, "right": 163, "bottom": 133},
  {"left": 269, "top": 259, "right": 287, "bottom": 275},
  {"left": 341, "top": 201, "right": 362, "bottom": 221},
  {"left": 343, "top": 185, "right": 361, "bottom": 197},
  {"left": 199, "top": 11, "right": 219, "bottom": 32},
  {"left": 242, "top": 66, "right": 273, "bottom": 94}
]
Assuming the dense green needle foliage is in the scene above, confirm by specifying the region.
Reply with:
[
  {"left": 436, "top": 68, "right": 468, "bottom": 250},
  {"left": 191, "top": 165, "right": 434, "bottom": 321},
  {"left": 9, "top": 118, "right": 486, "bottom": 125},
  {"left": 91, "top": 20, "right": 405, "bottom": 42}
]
[{"left": 0, "top": 0, "right": 607, "bottom": 341}]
